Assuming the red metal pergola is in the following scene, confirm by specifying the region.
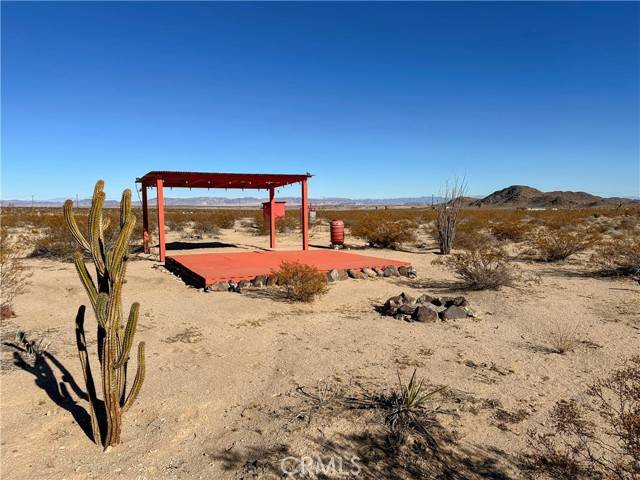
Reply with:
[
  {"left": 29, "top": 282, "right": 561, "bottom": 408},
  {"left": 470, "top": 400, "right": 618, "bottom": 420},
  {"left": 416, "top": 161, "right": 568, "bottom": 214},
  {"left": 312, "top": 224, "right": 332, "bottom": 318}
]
[{"left": 135, "top": 171, "right": 312, "bottom": 262}]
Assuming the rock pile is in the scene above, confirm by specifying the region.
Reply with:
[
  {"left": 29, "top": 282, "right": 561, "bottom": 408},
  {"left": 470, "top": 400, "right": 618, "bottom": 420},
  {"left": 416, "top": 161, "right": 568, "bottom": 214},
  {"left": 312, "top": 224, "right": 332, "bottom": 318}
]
[
  {"left": 204, "top": 265, "right": 418, "bottom": 292},
  {"left": 380, "top": 292, "right": 476, "bottom": 322}
]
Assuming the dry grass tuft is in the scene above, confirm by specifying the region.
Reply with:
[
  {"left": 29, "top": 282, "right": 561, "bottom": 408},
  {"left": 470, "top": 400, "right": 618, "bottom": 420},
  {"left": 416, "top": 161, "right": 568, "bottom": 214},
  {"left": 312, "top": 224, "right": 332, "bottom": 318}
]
[
  {"left": 273, "top": 261, "right": 328, "bottom": 302},
  {"left": 545, "top": 322, "right": 580, "bottom": 354}
]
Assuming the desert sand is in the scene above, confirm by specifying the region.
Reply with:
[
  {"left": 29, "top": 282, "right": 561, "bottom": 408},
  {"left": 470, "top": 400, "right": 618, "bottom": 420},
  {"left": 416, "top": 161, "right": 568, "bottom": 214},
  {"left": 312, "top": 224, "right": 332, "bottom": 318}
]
[{"left": 1, "top": 222, "right": 639, "bottom": 479}]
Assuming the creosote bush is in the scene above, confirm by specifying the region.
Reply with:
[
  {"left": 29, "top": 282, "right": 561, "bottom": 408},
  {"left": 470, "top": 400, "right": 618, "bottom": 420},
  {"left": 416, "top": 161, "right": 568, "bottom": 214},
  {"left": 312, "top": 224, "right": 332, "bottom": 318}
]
[
  {"left": 273, "top": 261, "right": 328, "bottom": 302},
  {"left": 527, "top": 229, "right": 599, "bottom": 262},
  {"left": 0, "top": 227, "right": 31, "bottom": 319},
  {"left": 591, "top": 236, "right": 640, "bottom": 278},
  {"left": 351, "top": 211, "right": 417, "bottom": 249},
  {"left": 526, "top": 356, "right": 640, "bottom": 479},
  {"left": 439, "top": 246, "right": 520, "bottom": 290}
]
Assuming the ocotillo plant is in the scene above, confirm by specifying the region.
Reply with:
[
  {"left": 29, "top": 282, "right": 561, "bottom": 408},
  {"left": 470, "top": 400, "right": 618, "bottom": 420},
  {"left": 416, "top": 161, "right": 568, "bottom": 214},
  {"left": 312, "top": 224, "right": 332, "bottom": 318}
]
[{"left": 64, "top": 180, "right": 145, "bottom": 449}]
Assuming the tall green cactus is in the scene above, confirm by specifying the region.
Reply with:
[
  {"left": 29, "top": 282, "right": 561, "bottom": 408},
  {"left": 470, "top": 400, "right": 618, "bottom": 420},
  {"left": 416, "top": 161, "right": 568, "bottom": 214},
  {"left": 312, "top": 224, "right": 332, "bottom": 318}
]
[{"left": 65, "top": 180, "right": 145, "bottom": 449}]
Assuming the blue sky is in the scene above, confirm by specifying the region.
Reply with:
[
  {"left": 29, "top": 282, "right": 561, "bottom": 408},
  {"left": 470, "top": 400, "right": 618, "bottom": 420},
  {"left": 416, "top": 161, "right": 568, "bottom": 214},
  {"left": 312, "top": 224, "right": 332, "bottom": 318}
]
[{"left": 2, "top": 2, "right": 639, "bottom": 200}]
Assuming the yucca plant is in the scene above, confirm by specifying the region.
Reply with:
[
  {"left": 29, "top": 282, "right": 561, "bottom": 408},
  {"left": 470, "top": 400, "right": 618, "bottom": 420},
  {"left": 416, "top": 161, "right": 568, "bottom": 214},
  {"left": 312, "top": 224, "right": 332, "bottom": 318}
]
[{"left": 64, "top": 180, "right": 145, "bottom": 449}]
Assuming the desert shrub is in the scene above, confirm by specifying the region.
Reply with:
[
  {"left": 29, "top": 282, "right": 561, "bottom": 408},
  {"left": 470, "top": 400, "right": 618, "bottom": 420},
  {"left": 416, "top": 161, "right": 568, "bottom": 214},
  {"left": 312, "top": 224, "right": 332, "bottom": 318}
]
[
  {"left": 526, "top": 356, "right": 640, "bottom": 479},
  {"left": 591, "top": 236, "right": 640, "bottom": 278},
  {"left": 0, "top": 227, "right": 31, "bottom": 318},
  {"left": 191, "top": 221, "right": 220, "bottom": 238},
  {"left": 436, "top": 181, "right": 467, "bottom": 254},
  {"left": 440, "top": 246, "right": 520, "bottom": 290},
  {"left": 351, "top": 211, "right": 417, "bottom": 248},
  {"left": 30, "top": 214, "right": 82, "bottom": 260},
  {"left": 273, "top": 261, "right": 328, "bottom": 302},
  {"left": 277, "top": 211, "right": 301, "bottom": 233},
  {"left": 527, "top": 229, "right": 599, "bottom": 262},
  {"left": 490, "top": 214, "right": 534, "bottom": 242}
]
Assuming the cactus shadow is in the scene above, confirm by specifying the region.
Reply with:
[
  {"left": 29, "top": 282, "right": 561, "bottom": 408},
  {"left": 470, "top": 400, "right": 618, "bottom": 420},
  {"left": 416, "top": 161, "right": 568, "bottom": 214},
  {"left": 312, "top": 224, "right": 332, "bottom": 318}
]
[{"left": 9, "top": 346, "right": 98, "bottom": 442}]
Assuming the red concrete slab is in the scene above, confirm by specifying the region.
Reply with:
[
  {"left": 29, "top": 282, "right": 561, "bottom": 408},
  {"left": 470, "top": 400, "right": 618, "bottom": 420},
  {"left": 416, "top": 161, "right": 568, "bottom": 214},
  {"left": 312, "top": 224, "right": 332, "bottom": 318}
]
[{"left": 165, "top": 250, "right": 411, "bottom": 287}]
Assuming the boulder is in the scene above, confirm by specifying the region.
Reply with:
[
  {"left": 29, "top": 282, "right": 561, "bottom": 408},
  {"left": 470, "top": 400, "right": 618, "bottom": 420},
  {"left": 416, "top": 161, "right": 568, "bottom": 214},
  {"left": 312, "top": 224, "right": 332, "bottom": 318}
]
[
  {"left": 382, "top": 295, "right": 404, "bottom": 314},
  {"left": 326, "top": 269, "right": 340, "bottom": 282},
  {"left": 398, "top": 265, "right": 417, "bottom": 278},
  {"left": 252, "top": 275, "right": 267, "bottom": 288},
  {"left": 347, "top": 269, "right": 366, "bottom": 280},
  {"left": 413, "top": 305, "right": 439, "bottom": 323},
  {"left": 416, "top": 293, "right": 435, "bottom": 305},
  {"left": 237, "top": 280, "right": 252, "bottom": 289},
  {"left": 444, "top": 296, "right": 468, "bottom": 307},
  {"left": 362, "top": 268, "right": 377, "bottom": 278},
  {"left": 397, "top": 304, "right": 417, "bottom": 316},
  {"left": 373, "top": 267, "right": 385, "bottom": 276},
  {"left": 266, "top": 275, "right": 278, "bottom": 287},
  {"left": 441, "top": 305, "right": 468, "bottom": 320},
  {"left": 208, "top": 281, "right": 230, "bottom": 292},
  {"left": 383, "top": 266, "right": 399, "bottom": 277},
  {"left": 398, "top": 292, "right": 415, "bottom": 305}
]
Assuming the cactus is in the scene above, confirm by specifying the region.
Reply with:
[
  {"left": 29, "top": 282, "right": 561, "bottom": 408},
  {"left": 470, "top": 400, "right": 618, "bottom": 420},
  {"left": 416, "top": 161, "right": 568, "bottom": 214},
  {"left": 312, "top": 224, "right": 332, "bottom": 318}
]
[{"left": 65, "top": 180, "right": 145, "bottom": 449}]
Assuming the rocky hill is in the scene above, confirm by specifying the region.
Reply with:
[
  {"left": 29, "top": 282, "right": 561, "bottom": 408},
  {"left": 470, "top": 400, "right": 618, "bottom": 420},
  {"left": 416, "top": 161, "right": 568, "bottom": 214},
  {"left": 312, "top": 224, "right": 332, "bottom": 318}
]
[{"left": 468, "top": 185, "right": 635, "bottom": 208}]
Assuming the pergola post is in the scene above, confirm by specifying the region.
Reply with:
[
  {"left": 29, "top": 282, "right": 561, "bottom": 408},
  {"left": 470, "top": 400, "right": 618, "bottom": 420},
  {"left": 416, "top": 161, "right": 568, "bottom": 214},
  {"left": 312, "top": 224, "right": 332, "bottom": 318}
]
[
  {"left": 156, "top": 178, "right": 166, "bottom": 262},
  {"left": 269, "top": 187, "right": 276, "bottom": 249},
  {"left": 301, "top": 178, "right": 309, "bottom": 250},
  {"left": 141, "top": 184, "right": 149, "bottom": 253}
]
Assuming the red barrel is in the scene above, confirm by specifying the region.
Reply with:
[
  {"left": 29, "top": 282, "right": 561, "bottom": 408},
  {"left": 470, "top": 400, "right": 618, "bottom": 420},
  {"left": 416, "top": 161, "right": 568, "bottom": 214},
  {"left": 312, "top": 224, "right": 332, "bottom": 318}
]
[{"left": 330, "top": 220, "right": 345, "bottom": 246}]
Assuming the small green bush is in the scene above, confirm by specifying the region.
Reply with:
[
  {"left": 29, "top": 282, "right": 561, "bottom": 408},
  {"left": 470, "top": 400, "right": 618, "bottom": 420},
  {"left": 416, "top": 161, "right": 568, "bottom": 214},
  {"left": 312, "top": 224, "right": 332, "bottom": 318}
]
[{"left": 273, "top": 261, "right": 328, "bottom": 302}]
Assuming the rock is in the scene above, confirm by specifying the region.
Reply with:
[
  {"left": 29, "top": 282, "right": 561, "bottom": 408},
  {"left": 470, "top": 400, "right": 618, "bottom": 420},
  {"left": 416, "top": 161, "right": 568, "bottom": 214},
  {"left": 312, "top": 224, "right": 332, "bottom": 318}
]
[
  {"left": 347, "top": 269, "right": 366, "bottom": 279},
  {"left": 382, "top": 266, "right": 399, "bottom": 277},
  {"left": 413, "top": 305, "right": 439, "bottom": 323},
  {"left": 398, "top": 292, "right": 415, "bottom": 305},
  {"left": 398, "top": 265, "right": 417, "bottom": 278},
  {"left": 441, "top": 305, "right": 468, "bottom": 320},
  {"left": 464, "top": 307, "right": 477, "bottom": 318},
  {"left": 452, "top": 296, "right": 469, "bottom": 307},
  {"left": 266, "top": 275, "right": 278, "bottom": 286},
  {"left": 327, "top": 269, "right": 348, "bottom": 282},
  {"left": 252, "top": 275, "right": 267, "bottom": 288},
  {"left": 397, "top": 303, "right": 417, "bottom": 316},
  {"left": 326, "top": 270, "right": 339, "bottom": 282},
  {"left": 237, "top": 280, "right": 252, "bottom": 289},
  {"left": 416, "top": 293, "right": 435, "bottom": 305},
  {"left": 382, "top": 295, "right": 404, "bottom": 314},
  {"left": 373, "top": 267, "right": 385, "bottom": 276},
  {"left": 362, "top": 268, "right": 377, "bottom": 278},
  {"left": 208, "top": 281, "right": 230, "bottom": 292}
]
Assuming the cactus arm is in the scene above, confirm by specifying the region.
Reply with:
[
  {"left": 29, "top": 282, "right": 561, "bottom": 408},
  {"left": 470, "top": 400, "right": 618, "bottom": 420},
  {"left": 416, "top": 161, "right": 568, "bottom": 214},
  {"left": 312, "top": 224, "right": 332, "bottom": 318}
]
[
  {"left": 73, "top": 252, "right": 98, "bottom": 311},
  {"left": 120, "top": 189, "right": 131, "bottom": 229},
  {"left": 123, "top": 342, "right": 145, "bottom": 413},
  {"left": 74, "top": 306, "right": 102, "bottom": 446},
  {"left": 64, "top": 200, "right": 91, "bottom": 251},
  {"left": 88, "top": 189, "right": 107, "bottom": 275},
  {"left": 114, "top": 302, "right": 139, "bottom": 369},
  {"left": 108, "top": 215, "right": 136, "bottom": 274}
]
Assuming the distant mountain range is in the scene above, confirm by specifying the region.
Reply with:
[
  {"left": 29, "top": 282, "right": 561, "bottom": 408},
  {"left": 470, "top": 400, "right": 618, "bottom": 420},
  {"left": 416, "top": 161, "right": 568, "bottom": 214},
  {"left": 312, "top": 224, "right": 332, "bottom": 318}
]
[
  {"left": 1, "top": 195, "right": 447, "bottom": 208},
  {"left": 1, "top": 186, "right": 637, "bottom": 208}
]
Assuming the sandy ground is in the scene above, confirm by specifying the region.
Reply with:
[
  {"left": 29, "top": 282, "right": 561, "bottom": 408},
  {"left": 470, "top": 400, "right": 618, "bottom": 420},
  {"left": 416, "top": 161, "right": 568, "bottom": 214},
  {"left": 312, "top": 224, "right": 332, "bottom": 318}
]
[{"left": 1, "top": 222, "right": 639, "bottom": 479}]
